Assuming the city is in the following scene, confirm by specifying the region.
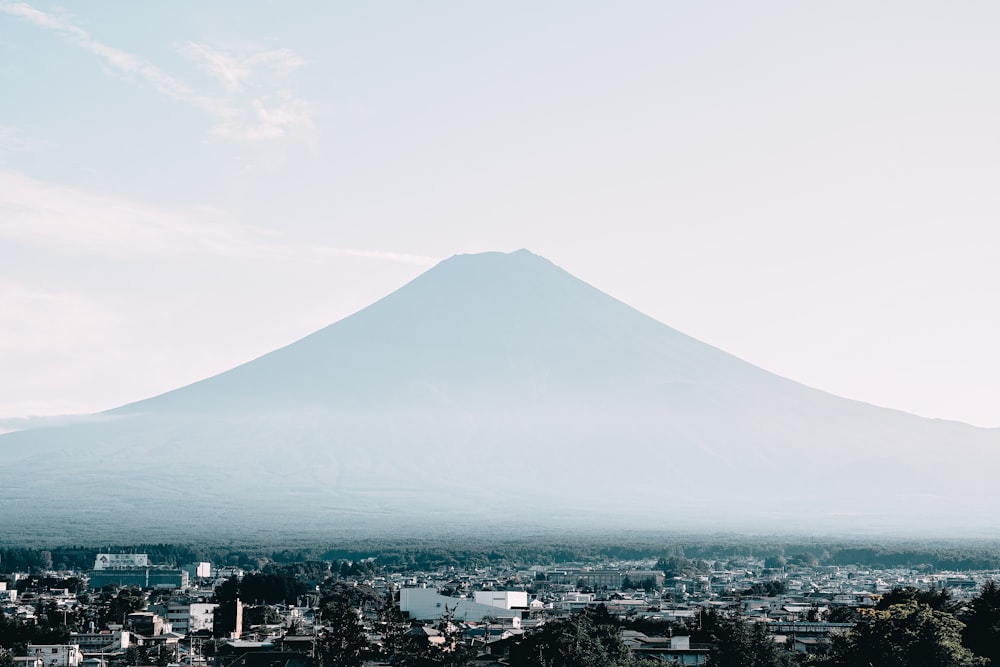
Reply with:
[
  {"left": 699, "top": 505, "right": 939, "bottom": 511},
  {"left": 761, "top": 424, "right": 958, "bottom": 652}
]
[{"left": 1, "top": 541, "right": 998, "bottom": 666}]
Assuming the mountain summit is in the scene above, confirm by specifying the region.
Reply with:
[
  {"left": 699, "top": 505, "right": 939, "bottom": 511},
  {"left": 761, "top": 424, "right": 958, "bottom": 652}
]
[
  {"left": 116, "top": 249, "right": 772, "bottom": 414},
  {"left": 2, "top": 250, "right": 997, "bottom": 540}
]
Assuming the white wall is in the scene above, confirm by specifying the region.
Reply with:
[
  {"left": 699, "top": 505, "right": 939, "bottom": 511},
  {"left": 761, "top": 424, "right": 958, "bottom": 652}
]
[
  {"left": 473, "top": 591, "right": 528, "bottom": 610},
  {"left": 400, "top": 589, "right": 520, "bottom": 624}
]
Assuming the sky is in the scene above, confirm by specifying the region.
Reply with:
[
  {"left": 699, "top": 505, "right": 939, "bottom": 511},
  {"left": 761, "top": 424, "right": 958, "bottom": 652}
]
[{"left": 2, "top": 1, "right": 999, "bottom": 429}]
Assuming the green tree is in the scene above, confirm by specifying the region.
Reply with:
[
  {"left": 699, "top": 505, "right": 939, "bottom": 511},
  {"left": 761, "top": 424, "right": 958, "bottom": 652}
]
[
  {"left": 706, "top": 616, "right": 793, "bottom": 667},
  {"left": 315, "top": 594, "right": 369, "bottom": 667},
  {"left": 243, "top": 605, "right": 282, "bottom": 628},
  {"left": 0, "top": 648, "right": 14, "bottom": 667},
  {"left": 656, "top": 555, "right": 691, "bottom": 579},
  {"left": 743, "top": 581, "right": 787, "bottom": 597},
  {"left": 428, "top": 606, "right": 473, "bottom": 667},
  {"left": 124, "top": 645, "right": 150, "bottom": 667},
  {"left": 764, "top": 556, "right": 786, "bottom": 569},
  {"left": 375, "top": 594, "right": 408, "bottom": 663},
  {"left": 826, "top": 601, "right": 985, "bottom": 667},
  {"left": 508, "top": 606, "right": 651, "bottom": 667},
  {"left": 103, "top": 589, "right": 147, "bottom": 627},
  {"left": 960, "top": 579, "right": 1000, "bottom": 663},
  {"left": 877, "top": 586, "right": 952, "bottom": 611}
]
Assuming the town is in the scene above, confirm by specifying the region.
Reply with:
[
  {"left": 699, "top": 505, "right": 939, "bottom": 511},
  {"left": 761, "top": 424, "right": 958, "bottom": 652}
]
[{"left": 1, "top": 542, "right": 998, "bottom": 666}]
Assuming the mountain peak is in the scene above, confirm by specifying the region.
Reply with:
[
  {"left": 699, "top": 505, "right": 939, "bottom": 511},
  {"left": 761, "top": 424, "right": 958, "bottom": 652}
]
[
  {"left": 108, "top": 248, "right": 714, "bottom": 414},
  {"left": 434, "top": 248, "right": 557, "bottom": 275}
]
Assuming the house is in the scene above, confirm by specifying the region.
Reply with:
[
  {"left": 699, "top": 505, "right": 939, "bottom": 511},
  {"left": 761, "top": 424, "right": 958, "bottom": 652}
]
[{"left": 26, "top": 645, "right": 83, "bottom": 667}]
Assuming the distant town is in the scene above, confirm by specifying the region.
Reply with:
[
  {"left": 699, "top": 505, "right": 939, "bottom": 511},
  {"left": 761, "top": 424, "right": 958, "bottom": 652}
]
[{"left": 1, "top": 540, "right": 998, "bottom": 666}]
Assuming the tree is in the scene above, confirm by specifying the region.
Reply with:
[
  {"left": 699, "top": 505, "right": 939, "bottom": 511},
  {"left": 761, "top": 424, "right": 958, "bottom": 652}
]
[
  {"left": 743, "top": 581, "right": 787, "bottom": 597},
  {"left": 429, "top": 606, "right": 473, "bottom": 667},
  {"left": 243, "top": 605, "right": 281, "bottom": 628},
  {"left": 315, "top": 593, "right": 370, "bottom": 667},
  {"left": 124, "top": 645, "right": 150, "bottom": 667},
  {"left": 0, "top": 648, "right": 14, "bottom": 667},
  {"left": 763, "top": 556, "right": 786, "bottom": 570},
  {"left": 826, "top": 601, "right": 986, "bottom": 667},
  {"left": 103, "top": 589, "right": 147, "bottom": 627},
  {"left": 877, "top": 586, "right": 951, "bottom": 611},
  {"left": 960, "top": 579, "right": 1000, "bottom": 663},
  {"left": 656, "top": 555, "right": 691, "bottom": 579},
  {"left": 706, "top": 616, "right": 793, "bottom": 667},
  {"left": 508, "top": 606, "right": 651, "bottom": 667},
  {"left": 375, "top": 594, "right": 408, "bottom": 663}
]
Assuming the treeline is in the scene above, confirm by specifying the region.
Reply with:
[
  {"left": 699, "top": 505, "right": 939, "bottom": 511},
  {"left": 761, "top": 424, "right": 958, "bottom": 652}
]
[
  {"left": 0, "top": 544, "right": 315, "bottom": 573},
  {"left": 5, "top": 537, "right": 1000, "bottom": 574}
]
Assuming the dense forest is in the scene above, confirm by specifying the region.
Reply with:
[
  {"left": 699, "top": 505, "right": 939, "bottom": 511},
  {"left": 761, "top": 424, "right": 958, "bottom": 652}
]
[{"left": 4, "top": 536, "right": 1000, "bottom": 573}]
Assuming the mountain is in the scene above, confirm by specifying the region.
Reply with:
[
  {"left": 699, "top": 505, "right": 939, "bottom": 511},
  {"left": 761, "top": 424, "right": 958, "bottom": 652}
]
[{"left": 2, "top": 249, "right": 997, "bottom": 541}]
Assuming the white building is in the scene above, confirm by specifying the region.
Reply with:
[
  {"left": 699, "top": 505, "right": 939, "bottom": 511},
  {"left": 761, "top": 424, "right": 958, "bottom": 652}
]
[
  {"left": 399, "top": 589, "right": 521, "bottom": 625},
  {"left": 160, "top": 603, "right": 217, "bottom": 635},
  {"left": 28, "top": 645, "right": 83, "bottom": 667},
  {"left": 69, "top": 631, "right": 131, "bottom": 653},
  {"left": 472, "top": 591, "right": 528, "bottom": 610},
  {"left": 184, "top": 563, "right": 212, "bottom": 579}
]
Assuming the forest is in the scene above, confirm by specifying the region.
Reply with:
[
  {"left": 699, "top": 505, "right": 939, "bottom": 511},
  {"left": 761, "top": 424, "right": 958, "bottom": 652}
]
[{"left": 4, "top": 535, "right": 1000, "bottom": 573}]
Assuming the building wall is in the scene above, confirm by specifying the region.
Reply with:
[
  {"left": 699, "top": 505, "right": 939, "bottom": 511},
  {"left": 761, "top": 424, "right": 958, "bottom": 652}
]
[
  {"left": 184, "top": 563, "right": 212, "bottom": 579},
  {"left": 68, "top": 631, "right": 131, "bottom": 652},
  {"left": 27, "top": 645, "right": 83, "bottom": 667},
  {"left": 88, "top": 569, "right": 187, "bottom": 590},
  {"left": 400, "top": 589, "right": 520, "bottom": 624},
  {"left": 472, "top": 591, "right": 528, "bottom": 610},
  {"left": 164, "top": 603, "right": 217, "bottom": 634}
]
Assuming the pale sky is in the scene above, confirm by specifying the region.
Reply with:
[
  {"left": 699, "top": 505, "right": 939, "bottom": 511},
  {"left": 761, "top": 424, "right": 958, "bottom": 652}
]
[{"left": 2, "top": 1, "right": 999, "bottom": 428}]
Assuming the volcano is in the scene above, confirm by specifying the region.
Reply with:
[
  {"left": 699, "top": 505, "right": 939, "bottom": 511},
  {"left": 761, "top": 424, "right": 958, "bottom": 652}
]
[{"left": 3, "top": 250, "right": 997, "bottom": 540}]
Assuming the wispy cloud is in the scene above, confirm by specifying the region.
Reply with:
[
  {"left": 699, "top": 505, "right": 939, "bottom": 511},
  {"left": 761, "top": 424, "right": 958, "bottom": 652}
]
[
  {"left": 0, "top": 170, "right": 272, "bottom": 258},
  {"left": 0, "top": 169, "right": 436, "bottom": 266},
  {"left": 181, "top": 42, "right": 307, "bottom": 92},
  {"left": 212, "top": 91, "right": 315, "bottom": 143},
  {"left": 0, "top": 1, "right": 314, "bottom": 144}
]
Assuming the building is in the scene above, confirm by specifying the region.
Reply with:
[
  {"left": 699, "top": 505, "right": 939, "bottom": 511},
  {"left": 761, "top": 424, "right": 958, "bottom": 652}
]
[
  {"left": 153, "top": 603, "right": 217, "bottom": 635},
  {"left": 472, "top": 591, "right": 528, "bottom": 611},
  {"left": 89, "top": 569, "right": 188, "bottom": 590},
  {"left": 89, "top": 552, "right": 188, "bottom": 590},
  {"left": 68, "top": 630, "right": 131, "bottom": 654},
  {"left": 27, "top": 645, "right": 83, "bottom": 667},
  {"left": 399, "top": 589, "right": 521, "bottom": 625},
  {"left": 184, "top": 563, "right": 212, "bottom": 579},
  {"left": 93, "top": 555, "right": 149, "bottom": 570},
  {"left": 625, "top": 634, "right": 709, "bottom": 665},
  {"left": 624, "top": 570, "right": 666, "bottom": 588},
  {"left": 126, "top": 612, "right": 166, "bottom": 637},
  {"left": 0, "top": 581, "right": 16, "bottom": 604}
]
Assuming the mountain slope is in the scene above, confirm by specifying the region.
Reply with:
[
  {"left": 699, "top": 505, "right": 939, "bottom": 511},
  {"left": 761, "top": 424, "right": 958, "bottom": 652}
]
[{"left": 2, "top": 250, "right": 996, "bottom": 540}]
